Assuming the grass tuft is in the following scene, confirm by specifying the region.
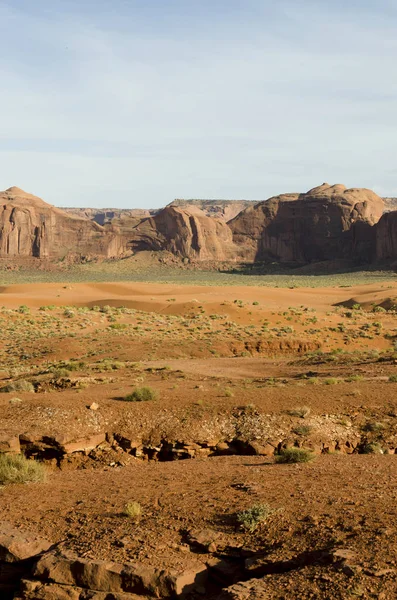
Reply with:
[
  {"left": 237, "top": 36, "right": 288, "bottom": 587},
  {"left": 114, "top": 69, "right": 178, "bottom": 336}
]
[
  {"left": 0, "top": 454, "right": 46, "bottom": 485},
  {"left": 124, "top": 386, "right": 159, "bottom": 402},
  {"left": 275, "top": 447, "right": 315, "bottom": 464}
]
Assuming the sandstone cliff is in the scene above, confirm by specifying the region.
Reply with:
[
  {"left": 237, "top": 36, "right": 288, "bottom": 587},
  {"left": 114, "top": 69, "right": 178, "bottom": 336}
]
[
  {"left": 230, "top": 183, "right": 384, "bottom": 263},
  {"left": 0, "top": 187, "right": 126, "bottom": 260},
  {"left": 129, "top": 204, "right": 237, "bottom": 261},
  {"left": 375, "top": 211, "right": 397, "bottom": 261}
]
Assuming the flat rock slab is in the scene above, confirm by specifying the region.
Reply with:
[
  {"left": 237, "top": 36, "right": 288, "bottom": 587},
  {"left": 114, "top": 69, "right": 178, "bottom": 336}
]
[
  {"left": 18, "top": 579, "right": 150, "bottom": 599},
  {"left": 34, "top": 551, "right": 208, "bottom": 597},
  {"left": 0, "top": 523, "right": 52, "bottom": 563}
]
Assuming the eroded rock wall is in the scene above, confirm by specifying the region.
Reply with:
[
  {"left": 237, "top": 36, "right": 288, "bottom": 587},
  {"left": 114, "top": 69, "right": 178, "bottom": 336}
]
[
  {"left": 230, "top": 184, "right": 384, "bottom": 263},
  {"left": 0, "top": 188, "right": 127, "bottom": 260}
]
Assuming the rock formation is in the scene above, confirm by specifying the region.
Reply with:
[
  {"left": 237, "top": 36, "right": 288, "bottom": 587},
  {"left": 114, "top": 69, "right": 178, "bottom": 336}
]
[
  {"left": 1, "top": 183, "right": 394, "bottom": 265},
  {"left": 169, "top": 199, "right": 255, "bottom": 222},
  {"left": 230, "top": 183, "right": 384, "bottom": 263},
  {"left": 0, "top": 187, "right": 127, "bottom": 260},
  {"left": 375, "top": 211, "right": 397, "bottom": 261},
  {"left": 128, "top": 205, "right": 237, "bottom": 261},
  {"left": 62, "top": 206, "right": 155, "bottom": 227}
]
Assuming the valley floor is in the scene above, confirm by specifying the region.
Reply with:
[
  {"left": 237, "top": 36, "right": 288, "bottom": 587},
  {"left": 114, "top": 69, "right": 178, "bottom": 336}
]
[{"left": 1, "top": 275, "right": 397, "bottom": 598}]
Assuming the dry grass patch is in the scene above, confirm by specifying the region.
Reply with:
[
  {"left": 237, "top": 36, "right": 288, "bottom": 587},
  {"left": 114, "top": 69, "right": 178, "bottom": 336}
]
[{"left": 0, "top": 454, "right": 46, "bottom": 485}]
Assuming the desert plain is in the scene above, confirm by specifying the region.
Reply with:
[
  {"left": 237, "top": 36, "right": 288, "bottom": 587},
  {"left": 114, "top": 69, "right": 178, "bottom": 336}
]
[{"left": 1, "top": 265, "right": 397, "bottom": 600}]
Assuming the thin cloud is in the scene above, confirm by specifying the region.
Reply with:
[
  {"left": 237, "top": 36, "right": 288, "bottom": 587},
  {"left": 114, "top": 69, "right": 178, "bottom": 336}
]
[{"left": 0, "top": 0, "right": 396, "bottom": 207}]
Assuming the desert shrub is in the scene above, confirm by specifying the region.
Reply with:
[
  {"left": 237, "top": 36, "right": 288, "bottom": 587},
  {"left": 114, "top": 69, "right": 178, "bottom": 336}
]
[
  {"left": 345, "top": 375, "right": 363, "bottom": 382},
  {"left": 0, "top": 454, "right": 46, "bottom": 485},
  {"left": 123, "top": 501, "right": 142, "bottom": 521},
  {"left": 236, "top": 503, "right": 274, "bottom": 532},
  {"left": 50, "top": 368, "right": 71, "bottom": 379},
  {"left": 287, "top": 406, "right": 311, "bottom": 418},
  {"left": 0, "top": 380, "right": 35, "bottom": 393},
  {"left": 18, "top": 305, "right": 30, "bottom": 314},
  {"left": 224, "top": 387, "right": 234, "bottom": 397},
  {"left": 100, "top": 305, "right": 112, "bottom": 313},
  {"left": 124, "top": 386, "right": 159, "bottom": 402},
  {"left": 293, "top": 425, "right": 312, "bottom": 436},
  {"left": 361, "top": 442, "right": 383, "bottom": 454},
  {"left": 362, "top": 421, "right": 384, "bottom": 432},
  {"left": 389, "top": 375, "right": 397, "bottom": 383},
  {"left": 275, "top": 447, "right": 315, "bottom": 464},
  {"left": 51, "top": 360, "right": 85, "bottom": 372},
  {"left": 324, "top": 378, "right": 339, "bottom": 385}
]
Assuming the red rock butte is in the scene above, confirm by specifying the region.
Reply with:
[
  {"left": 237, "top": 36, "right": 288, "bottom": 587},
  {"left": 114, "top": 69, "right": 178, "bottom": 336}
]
[{"left": 0, "top": 183, "right": 395, "bottom": 264}]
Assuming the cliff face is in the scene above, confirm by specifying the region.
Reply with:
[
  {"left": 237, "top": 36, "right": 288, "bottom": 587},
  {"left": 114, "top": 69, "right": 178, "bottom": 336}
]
[
  {"left": 375, "top": 212, "right": 397, "bottom": 261},
  {"left": 129, "top": 205, "right": 237, "bottom": 261},
  {"left": 1, "top": 184, "right": 393, "bottom": 266},
  {"left": 230, "top": 184, "right": 384, "bottom": 263},
  {"left": 0, "top": 187, "right": 126, "bottom": 260}
]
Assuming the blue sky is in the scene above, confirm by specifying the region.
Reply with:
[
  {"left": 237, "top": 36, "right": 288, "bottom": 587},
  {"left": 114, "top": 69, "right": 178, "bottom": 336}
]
[{"left": 0, "top": 0, "right": 397, "bottom": 208}]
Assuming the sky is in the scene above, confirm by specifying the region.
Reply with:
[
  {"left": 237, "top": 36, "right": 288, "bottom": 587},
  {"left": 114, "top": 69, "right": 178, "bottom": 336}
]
[{"left": 0, "top": 0, "right": 397, "bottom": 208}]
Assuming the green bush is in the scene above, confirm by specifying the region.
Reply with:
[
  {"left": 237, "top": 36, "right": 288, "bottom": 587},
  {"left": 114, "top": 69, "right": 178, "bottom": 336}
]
[
  {"left": 124, "top": 386, "right": 159, "bottom": 402},
  {"left": 275, "top": 447, "right": 315, "bottom": 464},
  {"left": 236, "top": 503, "right": 274, "bottom": 532},
  {"left": 362, "top": 421, "right": 384, "bottom": 433},
  {"left": 361, "top": 443, "right": 383, "bottom": 454},
  {"left": 0, "top": 454, "right": 46, "bottom": 485}
]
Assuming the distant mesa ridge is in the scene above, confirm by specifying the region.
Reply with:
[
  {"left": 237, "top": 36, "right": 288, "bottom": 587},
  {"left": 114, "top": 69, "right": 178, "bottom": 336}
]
[{"left": 0, "top": 183, "right": 396, "bottom": 264}]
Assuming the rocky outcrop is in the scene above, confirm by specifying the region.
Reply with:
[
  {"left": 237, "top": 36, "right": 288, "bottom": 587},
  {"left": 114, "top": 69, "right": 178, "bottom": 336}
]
[
  {"left": 230, "top": 183, "right": 384, "bottom": 263},
  {"left": 128, "top": 205, "right": 237, "bottom": 261},
  {"left": 0, "top": 187, "right": 127, "bottom": 260},
  {"left": 0, "top": 524, "right": 208, "bottom": 599},
  {"left": 375, "top": 211, "right": 397, "bottom": 261}
]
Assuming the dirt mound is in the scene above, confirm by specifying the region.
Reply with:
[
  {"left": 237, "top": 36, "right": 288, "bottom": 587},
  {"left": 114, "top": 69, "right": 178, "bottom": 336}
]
[
  {"left": 230, "top": 183, "right": 384, "bottom": 263},
  {"left": 0, "top": 187, "right": 127, "bottom": 260}
]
